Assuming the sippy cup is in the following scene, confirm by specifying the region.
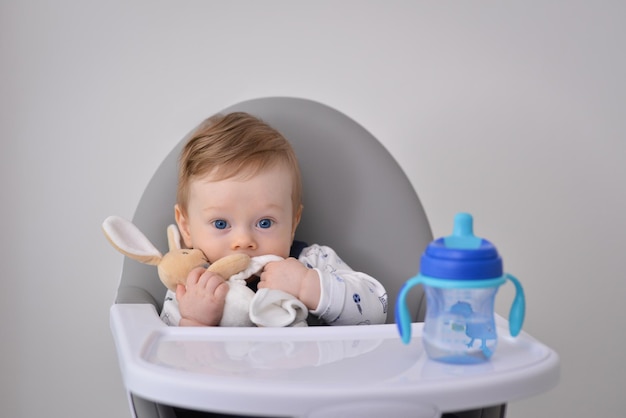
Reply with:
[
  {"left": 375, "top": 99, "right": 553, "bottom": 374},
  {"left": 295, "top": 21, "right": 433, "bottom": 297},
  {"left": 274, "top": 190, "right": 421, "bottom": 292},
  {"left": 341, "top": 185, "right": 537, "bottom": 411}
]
[{"left": 395, "top": 213, "right": 525, "bottom": 364}]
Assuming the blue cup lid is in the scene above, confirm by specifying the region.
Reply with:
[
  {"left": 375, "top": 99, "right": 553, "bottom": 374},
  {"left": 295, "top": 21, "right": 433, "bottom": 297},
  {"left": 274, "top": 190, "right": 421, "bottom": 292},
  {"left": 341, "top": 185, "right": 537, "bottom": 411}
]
[{"left": 420, "top": 213, "right": 503, "bottom": 280}]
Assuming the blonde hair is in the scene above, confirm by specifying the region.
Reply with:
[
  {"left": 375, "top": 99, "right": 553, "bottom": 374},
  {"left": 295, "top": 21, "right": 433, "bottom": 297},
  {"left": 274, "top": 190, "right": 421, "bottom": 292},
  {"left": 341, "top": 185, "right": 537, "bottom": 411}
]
[{"left": 177, "top": 112, "right": 302, "bottom": 217}]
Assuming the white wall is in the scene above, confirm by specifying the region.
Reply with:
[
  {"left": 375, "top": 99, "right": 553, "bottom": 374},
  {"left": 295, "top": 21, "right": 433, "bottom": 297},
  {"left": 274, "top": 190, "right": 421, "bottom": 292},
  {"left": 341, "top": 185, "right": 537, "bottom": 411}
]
[{"left": 2, "top": 1, "right": 624, "bottom": 417}]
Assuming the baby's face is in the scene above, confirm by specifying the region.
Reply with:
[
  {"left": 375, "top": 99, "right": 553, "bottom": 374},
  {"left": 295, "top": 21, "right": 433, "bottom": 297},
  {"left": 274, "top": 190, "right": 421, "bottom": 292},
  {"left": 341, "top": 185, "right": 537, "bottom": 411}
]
[{"left": 177, "top": 163, "right": 300, "bottom": 263}]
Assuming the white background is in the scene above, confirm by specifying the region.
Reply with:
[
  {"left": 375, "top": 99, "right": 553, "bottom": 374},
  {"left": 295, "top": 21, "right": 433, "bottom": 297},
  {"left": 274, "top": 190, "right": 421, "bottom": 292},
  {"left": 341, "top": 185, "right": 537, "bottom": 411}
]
[{"left": 2, "top": 1, "right": 625, "bottom": 417}]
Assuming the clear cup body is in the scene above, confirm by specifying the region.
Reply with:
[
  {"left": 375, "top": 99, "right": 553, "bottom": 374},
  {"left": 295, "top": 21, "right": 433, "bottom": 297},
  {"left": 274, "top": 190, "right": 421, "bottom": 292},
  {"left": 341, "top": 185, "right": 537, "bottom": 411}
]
[{"left": 422, "top": 285, "right": 499, "bottom": 364}]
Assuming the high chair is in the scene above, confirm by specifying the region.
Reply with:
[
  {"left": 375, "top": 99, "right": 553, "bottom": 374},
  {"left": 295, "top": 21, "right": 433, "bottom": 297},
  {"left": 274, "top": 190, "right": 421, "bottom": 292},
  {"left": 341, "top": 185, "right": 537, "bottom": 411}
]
[{"left": 110, "top": 97, "right": 559, "bottom": 418}]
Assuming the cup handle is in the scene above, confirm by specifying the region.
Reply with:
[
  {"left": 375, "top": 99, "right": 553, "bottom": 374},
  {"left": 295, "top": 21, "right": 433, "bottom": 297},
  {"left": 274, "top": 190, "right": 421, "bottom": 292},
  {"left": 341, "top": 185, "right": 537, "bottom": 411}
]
[
  {"left": 395, "top": 276, "right": 424, "bottom": 344},
  {"left": 506, "top": 273, "right": 525, "bottom": 337}
]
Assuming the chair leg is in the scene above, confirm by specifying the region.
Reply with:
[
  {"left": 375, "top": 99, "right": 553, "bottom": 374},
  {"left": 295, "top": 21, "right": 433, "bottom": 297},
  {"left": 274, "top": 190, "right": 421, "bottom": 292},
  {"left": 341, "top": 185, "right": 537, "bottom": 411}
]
[
  {"left": 441, "top": 404, "right": 506, "bottom": 418},
  {"left": 173, "top": 407, "right": 281, "bottom": 418},
  {"left": 130, "top": 395, "right": 281, "bottom": 418},
  {"left": 132, "top": 394, "right": 506, "bottom": 418},
  {"left": 441, "top": 409, "right": 481, "bottom": 418},
  {"left": 130, "top": 394, "right": 177, "bottom": 418}
]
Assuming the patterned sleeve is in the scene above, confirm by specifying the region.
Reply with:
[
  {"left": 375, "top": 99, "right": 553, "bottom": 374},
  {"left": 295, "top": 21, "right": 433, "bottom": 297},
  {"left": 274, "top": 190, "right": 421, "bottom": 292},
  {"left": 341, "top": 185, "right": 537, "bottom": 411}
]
[
  {"left": 160, "top": 289, "right": 181, "bottom": 326},
  {"left": 298, "top": 244, "right": 388, "bottom": 325}
]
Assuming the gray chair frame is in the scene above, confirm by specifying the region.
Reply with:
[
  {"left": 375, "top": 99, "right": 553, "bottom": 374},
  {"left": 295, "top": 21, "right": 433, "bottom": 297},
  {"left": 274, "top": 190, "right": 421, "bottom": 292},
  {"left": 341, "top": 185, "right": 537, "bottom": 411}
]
[{"left": 114, "top": 97, "right": 504, "bottom": 418}]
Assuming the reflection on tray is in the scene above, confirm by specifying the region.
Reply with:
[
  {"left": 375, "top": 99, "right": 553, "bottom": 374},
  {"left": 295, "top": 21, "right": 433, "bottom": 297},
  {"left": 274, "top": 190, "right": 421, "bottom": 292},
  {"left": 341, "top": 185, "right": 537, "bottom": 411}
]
[{"left": 146, "top": 334, "right": 423, "bottom": 383}]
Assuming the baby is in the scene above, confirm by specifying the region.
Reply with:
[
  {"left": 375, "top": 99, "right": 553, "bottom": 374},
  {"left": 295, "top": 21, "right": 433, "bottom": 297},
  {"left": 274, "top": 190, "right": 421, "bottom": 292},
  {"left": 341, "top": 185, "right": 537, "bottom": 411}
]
[{"left": 160, "top": 112, "right": 387, "bottom": 326}]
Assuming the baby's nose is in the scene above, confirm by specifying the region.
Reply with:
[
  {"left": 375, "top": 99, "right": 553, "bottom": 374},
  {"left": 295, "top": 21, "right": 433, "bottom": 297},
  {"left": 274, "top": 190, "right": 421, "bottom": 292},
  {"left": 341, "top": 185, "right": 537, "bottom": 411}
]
[{"left": 231, "top": 228, "right": 257, "bottom": 251}]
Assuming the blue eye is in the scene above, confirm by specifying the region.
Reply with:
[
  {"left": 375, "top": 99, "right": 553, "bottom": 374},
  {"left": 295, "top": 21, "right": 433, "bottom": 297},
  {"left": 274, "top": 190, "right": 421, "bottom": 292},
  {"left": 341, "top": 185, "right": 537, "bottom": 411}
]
[
  {"left": 213, "top": 219, "right": 228, "bottom": 230},
  {"left": 257, "top": 218, "right": 273, "bottom": 229}
]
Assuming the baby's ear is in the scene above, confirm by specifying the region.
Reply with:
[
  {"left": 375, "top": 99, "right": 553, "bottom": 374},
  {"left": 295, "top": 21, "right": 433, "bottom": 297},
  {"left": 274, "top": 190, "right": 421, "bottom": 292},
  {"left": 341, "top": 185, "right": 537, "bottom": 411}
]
[{"left": 174, "top": 204, "right": 193, "bottom": 248}]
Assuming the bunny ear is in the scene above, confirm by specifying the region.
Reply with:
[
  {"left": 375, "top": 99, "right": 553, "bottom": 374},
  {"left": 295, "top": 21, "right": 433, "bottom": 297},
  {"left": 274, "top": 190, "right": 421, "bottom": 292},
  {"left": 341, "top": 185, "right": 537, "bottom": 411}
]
[
  {"left": 102, "top": 216, "right": 162, "bottom": 265},
  {"left": 167, "top": 224, "right": 184, "bottom": 251}
]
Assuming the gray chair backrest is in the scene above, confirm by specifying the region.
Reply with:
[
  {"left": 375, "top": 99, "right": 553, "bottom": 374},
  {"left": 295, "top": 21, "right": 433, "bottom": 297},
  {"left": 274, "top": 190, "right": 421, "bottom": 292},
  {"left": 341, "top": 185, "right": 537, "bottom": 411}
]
[{"left": 117, "top": 97, "right": 432, "bottom": 323}]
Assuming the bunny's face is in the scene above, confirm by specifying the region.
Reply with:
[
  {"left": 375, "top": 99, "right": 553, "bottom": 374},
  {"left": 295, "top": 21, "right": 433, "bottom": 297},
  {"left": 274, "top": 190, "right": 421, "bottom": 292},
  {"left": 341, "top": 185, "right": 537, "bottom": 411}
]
[{"left": 157, "top": 248, "right": 208, "bottom": 291}]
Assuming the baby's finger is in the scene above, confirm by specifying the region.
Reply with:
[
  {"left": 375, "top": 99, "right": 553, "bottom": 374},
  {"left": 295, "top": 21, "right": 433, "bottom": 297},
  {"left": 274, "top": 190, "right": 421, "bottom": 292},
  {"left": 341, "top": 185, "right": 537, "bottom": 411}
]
[
  {"left": 206, "top": 273, "right": 226, "bottom": 293},
  {"left": 214, "top": 280, "right": 230, "bottom": 299},
  {"left": 257, "top": 274, "right": 267, "bottom": 289},
  {"left": 198, "top": 271, "right": 222, "bottom": 289},
  {"left": 259, "top": 269, "right": 273, "bottom": 284},
  {"left": 186, "top": 266, "right": 206, "bottom": 286},
  {"left": 196, "top": 270, "right": 212, "bottom": 287},
  {"left": 262, "top": 261, "right": 278, "bottom": 273}
]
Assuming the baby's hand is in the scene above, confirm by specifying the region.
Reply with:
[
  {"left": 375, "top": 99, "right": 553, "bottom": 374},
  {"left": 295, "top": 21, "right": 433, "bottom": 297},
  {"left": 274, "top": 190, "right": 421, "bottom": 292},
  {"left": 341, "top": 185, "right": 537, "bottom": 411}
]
[
  {"left": 176, "top": 267, "right": 229, "bottom": 326},
  {"left": 258, "top": 258, "right": 321, "bottom": 310}
]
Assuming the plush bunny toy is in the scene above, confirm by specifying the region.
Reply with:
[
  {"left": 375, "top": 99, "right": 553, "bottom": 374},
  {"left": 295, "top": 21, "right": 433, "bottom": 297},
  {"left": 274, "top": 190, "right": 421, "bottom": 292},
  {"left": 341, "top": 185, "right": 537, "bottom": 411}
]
[{"left": 102, "top": 216, "right": 308, "bottom": 327}]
